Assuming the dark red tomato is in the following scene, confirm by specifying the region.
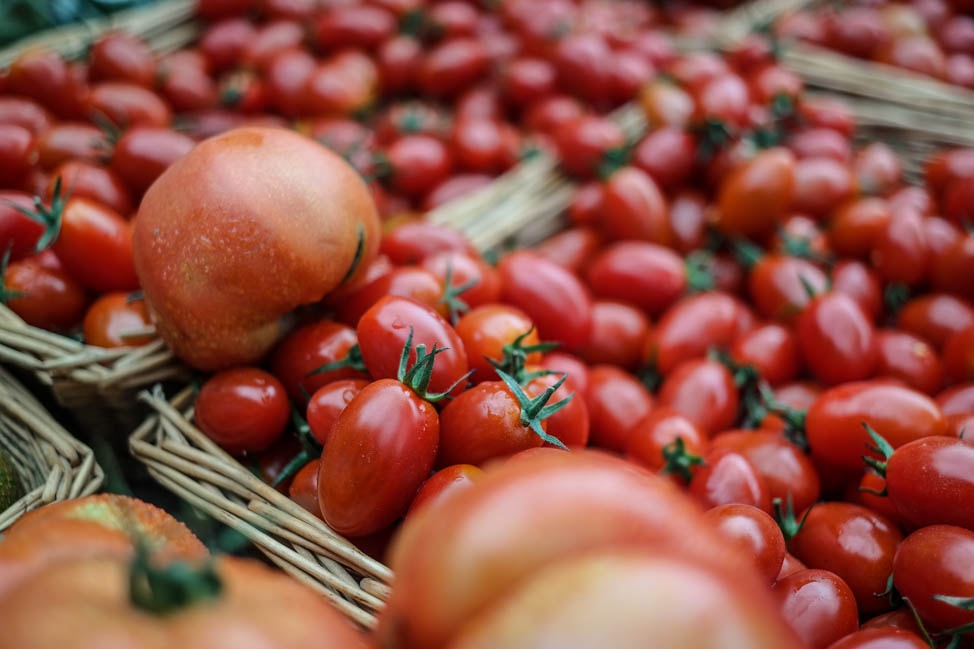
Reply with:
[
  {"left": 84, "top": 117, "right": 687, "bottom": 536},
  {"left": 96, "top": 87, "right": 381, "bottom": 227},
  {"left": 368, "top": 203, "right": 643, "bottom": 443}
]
[
  {"left": 786, "top": 127, "right": 853, "bottom": 164},
  {"left": 420, "top": 249, "right": 501, "bottom": 314},
  {"left": 198, "top": 17, "right": 256, "bottom": 72},
  {"left": 874, "top": 328, "right": 943, "bottom": 395},
  {"left": 565, "top": 180, "right": 604, "bottom": 227},
  {"left": 81, "top": 291, "right": 154, "bottom": 348},
  {"left": 823, "top": 628, "right": 930, "bottom": 649},
  {"left": 540, "top": 350, "right": 589, "bottom": 395},
  {"left": 88, "top": 31, "right": 156, "bottom": 87},
  {"left": 791, "top": 157, "right": 855, "bottom": 217},
  {"left": 497, "top": 249, "right": 593, "bottom": 353},
  {"left": 584, "top": 364, "right": 654, "bottom": 453},
  {"left": 788, "top": 502, "right": 903, "bottom": 616},
  {"left": 313, "top": 4, "right": 397, "bottom": 52},
  {"left": 372, "top": 102, "right": 449, "bottom": 146},
  {"left": 860, "top": 608, "right": 927, "bottom": 636},
  {"left": 551, "top": 32, "right": 613, "bottom": 108},
  {"left": 454, "top": 84, "right": 505, "bottom": 123},
  {"left": 597, "top": 165, "right": 671, "bottom": 245},
  {"left": 48, "top": 160, "right": 133, "bottom": 217},
  {"left": 0, "top": 97, "right": 53, "bottom": 135},
  {"left": 943, "top": 325, "right": 974, "bottom": 385},
  {"left": 241, "top": 19, "right": 305, "bottom": 70},
  {"left": 35, "top": 122, "right": 104, "bottom": 170},
  {"left": 2, "top": 249, "right": 87, "bottom": 331},
  {"left": 357, "top": 295, "right": 469, "bottom": 397},
  {"left": 382, "top": 134, "right": 454, "bottom": 199},
  {"left": 854, "top": 143, "right": 902, "bottom": 197},
  {"left": 263, "top": 48, "right": 316, "bottom": 117},
  {"left": 772, "top": 569, "right": 860, "bottom": 649},
  {"left": 714, "top": 147, "right": 796, "bottom": 239},
  {"left": 526, "top": 368, "right": 589, "bottom": 449},
  {"left": 777, "top": 553, "right": 808, "bottom": 580},
  {"left": 427, "top": 1, "right": 480, "bottom": 38},
  {"left": 692, "top": 72, "right": 752, "bottom": 129},
  {"left": 730, "top": 323, "right": 800, "bottom": 386},
  {"left": 648, "top": 291, "right": 756, "bottom": 375},
  {"left": 831, "top": 259, "right": 884, "bottom": 322},
  {"left": 886, "top": 436, "right": 974, "bottom": 531},
  {"left": 380, "top": 220, "right": 476, "bottom": 266},
  {"left": 0, "top": 191, "right": 45, "bottom": 261},
  {"left": 625, "top": 407, "right": 708, "bottom": 474},
  {"left": 805, "top": 381, "right": 949, "bottom": 473},
  {"left": 522, "top": 94, "right": 587, "bottom": 136},
  {"left": 288, "top": 459, "right": 322, "bottom": 519},
  {"left": 86, "top": 82, "right": 172, "bottom": 129},
  {"left": 892, "top": 524, "right": 974, "bottom": 633},
  {"left": 335, "top": 265, "right": 445, "bottom": 327},
  {"left": 50, "top": 197, "right": 139, "bottom": 293},
  {"left": 194, "top": 366, "right": 290, "bottom": 455},
  {"left": 269, "top": 318, "right": 365, "bottom": 405},
  {"left": 657, "top": 358, "right": 739, "bottom": 437},
  {"left": 936, "top": 382, "right": 974, "bottom": 416},
  {"left": 0, "top": 124, "right": 37, "bottom": 187},
  {"left": 689, "top": 449, "right": 773, "bottom": 513},
  {"left": 930, "top": 233, "right": 974, "bottom": 301},
  {"left": 711, "top": 429, "right": 822, "bottom": 515},
  {"left": 454, "top": 303, "right": 539, "bottom": 384},
  {"left": 109, "top": 126, "right": 195, "bottom": 197},
  {"left": 306, "top": 50, "right": 378, "bottom": 118},
  {"left": 704, "top": 503, "right": 786, "bottom": 584},
  {"left": 449, "top": 117, "right": 510, "bottom": 174},
  {"left": 828, "top": 197, "right": 893, "bottom": 259},
  {"left": 748, "top": 253, "right": 829, "bottom": 325},
  {"left": 4, "top": 49, "right": 87, "bottom": 119},
  {"left": 422, "top": 173, "right": 494, "bottom": 211},
  {"left": 552, "top": 114, "right": 626, "bottom": 179},
  {"left": 630, "top": 127, "right": 697, "bottom": 193},
  {"left": 498, "top": 57, "right": 557, "bottom": 109},
  {"left": 407, "top": 464, "right": 484, "bottom": 518},
  {"left": 870, "top": 209, "right": 929, "bottom": 287},
  {"left": 534, "top": 225, "right": 604, "bottom": 275},
  {"left": 417, "top": 37, "right": 489, "bottom": 99},
  {"left": 579, "top": 300, "right": 650, "bottom": 370},
  {"left": 318, "top": 378, "right": 439, "bottom": 537},
  {"left": 156, "top": 52, "right": 218, "bottom": 113},
  {"left": 584, "top": 241, "right": 687, "bottom": 317},
  {"left": 305, "top": 378, "right": 370, "bottom": 447},
  {"left": 897, "top": 293, "right": 974, "bottom": 350},
  {"left": 796, "top": 291, "right": 878, "bottom": 386}
]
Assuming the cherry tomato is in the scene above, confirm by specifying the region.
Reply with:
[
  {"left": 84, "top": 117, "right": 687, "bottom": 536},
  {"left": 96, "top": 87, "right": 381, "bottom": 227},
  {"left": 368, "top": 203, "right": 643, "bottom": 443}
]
[
  {"left": 689, "top": 449, "right": 773, "bottom": 513},
  {"left": 379, "top": 220, "right": 476, "bottom": 266},
  {"left": 407, "top": 464, "right": 484, "bottom": 518},
  {"left": 552, "top": 114, "right": 626, "bottom": 179},
  {"left": 704, "top": 503, "right": 786, "bottom": 583},
  {"left": 88, "top": 31, "right": 157, "bottom": 88},
  {"left": 48, "top": 160, "right": 133, "bottom": 217},
  {"left": 748, "top": 253, "right": 829, "bottom": 324},
  {"left": 0, "top": 191, "right": 46, "bottom": 261},
  {"left": 109, "top": 126, "right": 195, "bottom": 197},
  {"left": 823, "top": 627, "right": 930, "bottom": 649},
  {"left": 534, "top": 225, "right": 604, "bottom": 275},
  {"left": 318, "top": 378, "right": 439, "bottom": 537},
  {"left": 730, "top": 322, "right": 801, "bottom": 386},
  {"left": 313, "top": 4, "right": 397, "bottom": 52},
  {"left": 584, "top": 240, "right": 689, "bottom": 317},
  {"left": 796, "top": 291, "right": 878, "bottom": 386},
  {"left": 382, "top": 134, "right": 454, "bottom": 200},
  {"left": 269, "top": 318, "right": 365, "bottom": 405},
  {"left": 828, "top": 197, "right": 892, "bottom": 259},
  {"left": 81, "top": 291, "right": 155, "bottom": 348},
  {"left": 527, "top": 368, "right": 589, "bottom": 449},
  {"left": 416, "top": 37, "right": 489, "bottom": 99},
  {"left": 897, "top": 293, "right": 974, "bottom": 350},
  {"left": 194, "top": 367, "right": 291, "bottom": 455},
  {"left": 657, "top": 357, "right": 740, "bottom": 437},
  {"left": 597, "top": 165, "right": 670, "bottom": 245},
  {"left": 874, "top": 328, "right": 943, "bottom": 394},
  {"left": 0, "top": 97, "right": 54, "bottom": 135},
  {"left": 584, "top": 364, "right": 654, "bottom": 453},
  {"left": 853, "top": 142, "right": 902, "bottom": 196},
  {"left": 630, "top": 126, "right": 698, "bottom": 192},
  {"left": 625, "top": 407, "right": 707, "bottom": 475},
  {"left": 420, "top": 249, "right": 501, "bottom": 315},
  {"left": 35, "top": 122, "right": 105, "bottom": 170},
  {"left": 454, "top": 304, "right": 540, "bottom": 384},
  {"left": 285, "top": 459, "right": 321, "bottom": 521},
  {"left": 831, "top": 259, "right": 884, "bottom": 322},
  {"left": 772, "top": 569, "right": 860, "bottom": 649},
  {"left": 791, "top": 157, "right": 855, "bottom": 217},
  {"left": 714, "top": 147, "right": 796, "bottom": 239},
  {"left": 86, "top": 82, "right": 172, "bottom": 129},
  {"left": 870, "top": 209, "right": 929, "bottom": 287},
  {"left": 943, "top": 325, "right": 974, "bottom": 385},
  {"left": 2, "top": 249, "right": 87, "bottom": 331},
  {"left": 4, "top": 49, "right": 87, "bottom": 119},
  {"left": 335, "top": 265, "right": 445, "bottom": 327},
  {"left": 579, "top": 300, "right": 651, "bottom": 370},
  {"left": 885, "top": 436, "right": 974, "bottom": 531},
  {"left": 305, "top": 378, "right": 370, "bottom": 447}
]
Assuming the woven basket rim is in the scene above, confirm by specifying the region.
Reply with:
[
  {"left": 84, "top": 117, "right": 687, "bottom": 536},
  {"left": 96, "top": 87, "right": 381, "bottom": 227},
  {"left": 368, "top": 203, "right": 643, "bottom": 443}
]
[{"left": 0, "top": 366, "right": 105, "bottom": 531}]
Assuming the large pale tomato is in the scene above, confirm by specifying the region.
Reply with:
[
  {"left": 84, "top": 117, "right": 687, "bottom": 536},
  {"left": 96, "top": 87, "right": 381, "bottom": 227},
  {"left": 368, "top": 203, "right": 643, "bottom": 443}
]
[{"left": 132, "top": 127, "right": 381, "bottom": 371}]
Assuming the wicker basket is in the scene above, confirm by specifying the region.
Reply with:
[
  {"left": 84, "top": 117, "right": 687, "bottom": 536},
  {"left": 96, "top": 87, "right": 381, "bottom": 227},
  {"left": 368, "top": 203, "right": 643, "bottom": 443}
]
[{"left": 0, "top": 365, "right": 104, "bottom": 532}]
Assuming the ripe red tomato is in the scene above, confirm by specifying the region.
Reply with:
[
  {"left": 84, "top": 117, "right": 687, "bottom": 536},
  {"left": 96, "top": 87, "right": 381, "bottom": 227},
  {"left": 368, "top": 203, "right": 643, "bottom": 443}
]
[
  {"left": 81, "top": 291, "right": 155, "bottom": 348},
  {"left": 2, "top": 249, "right": 87, "bottom": 331},
  {"left": 108, "top": 126, "right": 195, "bottom": 197},
  {"left": 704, "top": 503, "right": 786, "bottom": 584},
  {"left": 748, "top": 253, "right": 829, "bottom": 324},
  {"left": 334, "top": 265, "right": 446, "bottom": 327},
  {"left": 625, "top": 407, "right": 708, "bottom": 475},
  {"left": 318, "top": 378, "right": 439, "bottom": 537},
  {"left": 597, "top": 165, "right": 671, "bottom": 245},
  {"left": 657, "top": 357, "right": 740, "bottom": 437},
  {"left": 897, "top": 293, "right": 974, "bottom": 350},
  {"left": 885, "top": 436, "right": 974, "bottom": 531},
  {"left": 552, "top": 114, "right": 626, "bottom": 179},
  {"left": 823, "top": 627, "right": 930, "bottom": 649},
  {"left": 578, "top": 300, "right": 651, "bottom": 370},
  {"left": 874, "top": 328, "right": 944, "bottom": 394},
  {"left": 86, "top": 82, "right": 173, "bottom": 129},
  {"left": 194, "top": 367, "right": 291, "bottom": 456},
  {"left": 795, "top": 291, "right": 878, "bottom": 386},
  {"left": 454, "top": 304, "right": 540, "bottom": 384},
  {"left": 88, "top": 31, "right": 157, "bottom": 88},
  {"left": 584, "top": 364, "right": 654, "bottom": 453},
  {"left": 288, "top": 459, "right": 322, "bottom": 519},
  {"left": 0, "top": 191, "right": 46, "bottom": 261},
  {"left": 305, "top": 378, "right": 369, "bottom": 447},
  {"left": 407, "top": 464, "right": 484, "bottom": 519},
  {"left": 48, "top": 160, "right": 133, "bottom": 217},
  {"left": 772, "top": 569, "right": 860, "bottom": 649},
  {"left": 828, "top": 197, "right": 892, "bottom": 259},
  {"left": 714, "top": 147, "right": 796, "bottom": 239},
  {"left": 730, "top": 322, "right": 801, "bottom": 386},
  {"left": 688, "top": 449, "right": 773, "bottom": 513},
  {"left": 584, "top": 240, "right": 689, "bottom": 316}
]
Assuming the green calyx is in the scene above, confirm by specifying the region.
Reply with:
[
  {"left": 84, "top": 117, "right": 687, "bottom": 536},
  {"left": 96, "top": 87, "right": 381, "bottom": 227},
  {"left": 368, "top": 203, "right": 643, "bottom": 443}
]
[
  {"left": 758, "top": 383, "right": 808, "bottom": 450},
  {"left": 0, "top": 248, "right": 24, "bottom": 304},
  {"left": 7, "top": 175, "right": 69, "bottom": 253},
  {"left": 486, "top": 328, "right": 560, "bottom": 385},
  {"left": 437, "top": 262, "right": 476, "bottom": 326},
  {"left": 495, "top": 368, "right": 570, "bottom": 450},
  {"left": 773, "top": 494, "right": 813, "bottom": 542},
  {"left": 306, "top": 343, "right": 367, "bottom": 379},
  {"left": 397, "top": 326, "right": 472, "bottom": 402},
  {"left": 129, "top": 541, "right": 222, "bottom": 616},
  {"left": 861, "top": 423, "right": 895, "bottom": 478},
  {"left": 684, "top": 250, "right": 716, "bottom": 294},
  {"left": 660, "top": 437, "right": 704, "bottom": 483}
]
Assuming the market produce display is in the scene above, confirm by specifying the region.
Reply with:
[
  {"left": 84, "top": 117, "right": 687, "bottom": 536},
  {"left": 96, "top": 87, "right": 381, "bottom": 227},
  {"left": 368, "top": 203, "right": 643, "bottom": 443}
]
[{"left": 3, "top": 0, "right": 974, "bottom": 647}]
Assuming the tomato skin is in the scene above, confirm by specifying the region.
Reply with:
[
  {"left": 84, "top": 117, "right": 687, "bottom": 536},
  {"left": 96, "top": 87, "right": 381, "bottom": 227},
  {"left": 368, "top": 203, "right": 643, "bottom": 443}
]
[
  {"left": 382, "top": 134, "right": 454, "bottom": 200},
  {"left": 704, "top": 503, "right": 786, "bottom": 584},
  {"left": 288, "top": 459, "right": 322, "bottom": 519},
  {"left": 49, "top": 160, "right": 134, "bottom": 217},
  {"left": 886, "top": 436, "right": 974, "bottom": 531},
  {"left": 730, "top": 323, "right": 801, "bottom": 386},
  {"left": 823, "top": 628, "right": 930, "bottom": 649},
  {"left": 380, "top": 221, "right": 476, "bottom": 266},
  {"left": 657, "top": 358, "right": 739, "bottom": 437},
  {"left": 497, "top": 250, "right": 593, "bottom": 354},
  {"left": 88, "top": 31, "right": 156, "bottom": 87},
  {"left": 407, "top": 464, "right": 484, "bottom": 518},
  {"left": 416, "top": 37, "right": 489, "bottom": 100},
  {"left": 455, "top": 304, "right": 539, "bottom": 384},
  {"left": 597, "top": 166, "right": 671, "bottom": 245},
  {"left": 584, "top": 240, "right": 687, "bottom": 316},
  {"left": 892, "top": 524, "right": 974, "bottom": 633},
  {"left": 269, "top": 319, "right": 365, "bottom": 405},
  {"left": 788, "top": 502, "right": 903, "bottom": 616},
  {"left": 552, "top": 114, "right": 626, "bottom": 179},
  {"left": 527, "top": 367, "right": 589, "bottom": 449},
  {"left": 689, "top": 449, "right": 773, "bottom": 513},
  {"left": 81, "top": 292, "right": 154, "bottom": 348},
  {"left": 714, "top": 147, "right": 796, "bottom": 239},
  {"left": 3, "top": 250, "right": 88, "bottom": 331},
  {"left": 318, "top": 378, "right": 439, "bottom": 538},
  {"left": 0, "top": 97, "right": 54, "bottom": 135},
  {"left": 943, "top": 325, "right": 974, "bottom": 385},
  {"left": 625, "top": 407, "right": 707, "bottom": 474},
  {"left": 584, "top": 364, "right": 654, "bottom": 453},
  {"left": 579, "top": 300, "right": 650, "bottom": 370},
  {"left": 828, "top": 197, "right": 893, "bottom": 259},
  {"left": 874, "top": 328, "right": 943, "bottom": 395},
  {"left": 772, "top": 569, "right": 860, "bottom": 649},
  {"left": 631, "top": 126, "right": 697, "bottom": 192},
  {"left": 897, "top": 293, "right": 974, "bottom": 350},
  {"left": 108, "top": 126, "right": 195, "bottom": 197},
  {"left": 870, "top": 209, "right": 929, "bottom": 287},
  {"left": 796, "top": 291, "right": 878, "bottom": 386},
  {"left": 420, "top": 250, "right": 501, "bottom": 314},
  {"left": 194, "top": 367, "right": 291, "bottom": 456},
  {"left": 305, "top": 378, "right": 369, "bottom": 447},
  {"left": 831, "top": 260, "right": 884, "bottom": 322},
  {"left": 335, "top": 265, "right": 445, "bottom": 326},
  {"left": 357, "top": 295, "right": 469, "bottom": 397},
  {"left": 805, "top": 381, "right": 949, "bottom": 473},
  {"left": 748, "top": 253, "right": 829, "bottom": 324},
  {"left": 86, "top": 82, "right": 172, "bottom": 129}
]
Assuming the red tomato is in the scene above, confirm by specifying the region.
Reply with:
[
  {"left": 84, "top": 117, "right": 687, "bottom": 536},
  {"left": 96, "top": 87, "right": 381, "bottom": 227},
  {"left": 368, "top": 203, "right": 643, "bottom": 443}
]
[
  {"left": 2, "top": 249, "right": 87, "bottom": 331},
  {"left": 714, "top": 147, "right": 796, "bottom": 239},
  {"left": 269, "top": 319, "right": 365, "bottom": 405},
  {"left": 48, "top": 160, "right": 134, "bottom": 217},
  {"left": 34, "top": 122, "right": 104, "bottom": 170},
  {"left": 787, "top": 502, "right": 903, "bottom": 616},
  {"left": 823, "top": 628, "right": 930, "bottom": 649},
  {"left": 638, "top": 78, "right": 695, "bottom": 129},
  {"left": 597, "top": 165, "right": 671, "bottom": 245},
  {"left": 885, "top": 436, "right": 974, "bottom": 530},
  {"left": 108, "top": 126, "right": 195, "bottom": 197},
  {"left": 533, "top": 225, "right": 604, "bottom": 275},
  {"left": 334, "top": 265, "right": 445, "bottom": 327},
  {"left": 527, "top": 368, "right": 589, "bottom": 449},
  {"left": 305, "top": 378, "right": 369, "bottom": 447},
  {"left": 0, "top": 124, "right": 37, "bottom": 187},
  {"left": 313, "top": 4, "right": 397, "bottom": 51},
  {"left": 688, "top": 449, "right": 773, "bottom": 513},
  {"left": 585, "top": 364, "right": 654, "bottom": 453},
  {"left": 748, "top": 253, "right": 829, "bottom": 324},
  {"left": 288, "top": 459, "right": 322, "bottom": 519},
  {"left": 828, "top": 197, "right": 892, "bottom": 259},
  {"left": 897, "top": 293, "right": 974, "bottom": 350},
  {"left": 4, "top": 49, "right": 87, "bottom": 119},
  {"left": 631, "top": 127, "right": 698, "bottom": 192},
  {"left": 874, "top": 328, "right": 944, "bottom": 394},
  {"left": 88, "top": 31, "right": 157, "bottom": 87},
  {"left": 194, "top": 367, "right": 291, "bottom": 455},
  {"left": 805, "top": 381, "right": 949, "bottom": 473},
  {"left": 263, "top": 48, "right": 316, "bottom": 117},
  {"left": 831, "top": 259, "right": 884, "bottom": 322},
  {"left": 318, "top": 378, "right": 439, "bottom": 537},
  {"left": 86, "top": 82, "right": 172, "bottom": 129},
  {"left": 578, "top": 300, "right": 650, "bottom": 370},
  {"left": 870, "top": 209, "right": 929, "bottom": 287},
  {"left": 657, "top": 358, "right": 740, "bottom": 437},
  {"left": 0, "top": 97, "right": 54, "bottom": 135},
  {"left": 382, "top": 134, "right": 454, "bottom": 200},
  {"left": 704, "top": 503, "right": 786, "bottom": 584},
  {"left": 419, "top": 250, "right": 502, "bottom": 316},
  {"left": 853, "top": 142, "right": 902, "bottom": 196},
  {"left": 407, "top": 464, "right": 484, "bottom": 519},
  {"left": 81, "top": 291, "right": 154, "bottom": 348},
  {"left": 454, "top": 304, "right": 539, "bottom": 384},
  {"left": 305, "top": 51, "right": 378, "bottom": 118},
  {"left": 796, "top": 291, "right": 878, "bottom": 386},
  {"left": 552, "top": 114, "right": 626, "bottom": 179},
  {"left": 0, "top": 191, "right": 46, "bottom": 261},
  {"left": 416, "top": 37, "right": 489, "bottom": 99},
  {"left": 772, "top": 569, "right": 860, "bottom": 649},
  {"left": 379, "top": 220, "right": 476, "bottom": 266},
  {"left": 625, "top": 407, "right": 707, "bottom": 475},
  {"left": 943, "top": 325, "right": 974, "bottom": 384},
  {"left": 584, "top": 240, "right": 690, "bottom": 317},
  {"left": 730, "top": 322, "right": 801, "bottom": 386}
]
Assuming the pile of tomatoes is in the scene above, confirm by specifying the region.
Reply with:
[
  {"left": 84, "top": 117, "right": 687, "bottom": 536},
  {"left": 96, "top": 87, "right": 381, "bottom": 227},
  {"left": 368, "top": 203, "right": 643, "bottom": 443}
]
[{"left": 774, "top": 0, "right": 974, "bottom": 88}]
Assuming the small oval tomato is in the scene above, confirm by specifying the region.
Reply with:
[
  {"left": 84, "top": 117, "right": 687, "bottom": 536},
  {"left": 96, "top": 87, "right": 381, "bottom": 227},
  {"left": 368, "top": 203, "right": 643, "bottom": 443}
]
[
  {"left": 657, "top": 358, "right": 739, "bottom": 437},
  {"left": 269, "top": 318, "right": 365, "bottom": 405},
  {"left": 194, "top": 366, "right": 291, "bottom": 456},
  {"left": 704, "top": 503, "right": 786, "bottom": 584},
  {"left": 870, "top": 209, "right": 930, "bottom": 287},
  {"left": 885, "top": 436, "right": 974, "bottom": 531},
  {"left": 305, "top": 378, "right": 370, "bottom": 447},
  {"left": 0, "top": 191, "right": 46, "bottom": 261},
  {"left": 823, "top": 627, "right": 930, "bottom": 649},
  {"left": 420, "top": 249, "right": 502, "bottom": 317},
  {"left": 318, "top": 378, "right": 439, "bottom": 537},
  {"left": 796, "top": 290, "right": 878, "bottom": 386},
  {"left": 88, "top": 31, "right": 157, "bottom": 87},
  {"left": 48, "top": 160, "right": 133, "bottom": 217},
  {"left": 81, "top": 291, "right": 155, "bottom": 348},
  {"left": 748, "top": 253, "right": 830, "bottom": 324},
  {"left": 597, "top": 165, "right": 671, "bottom": 245},
  {"left": 874, "top": 328, "right": 943, "bottom": 394},
  {"left": 689, "top": 449, "right": 773, "bottom": 513},
  {"left": 335, "top": 265, "right": 445, "bottom": 327},
  {"left": 527, "top": 368, "right": 589, "bottom": 449},
  {"left": 407, "top": 464, "right": 484, "bottom": 519},
  {"left": 897, "top": 292, "right": 974, "bottom": 350},
  {"left": 454, "top": 303, "right": 539, "bottom": 384},
  {"left": 86, "top": 82, "right": 173, "bottom": 129},
  {"left": 625, "top": 407, "right": 707, "bottom": 475},
  {"left": 831, "top": 259, "right": 884, "bottom": 322},
  {"left": 730, "top": 322, "right": 801, "bottom": 386},
  {"left": 772, "top": 569, "right": 860, "bottom": 649},
  {"left": 382, "top": 134, "right": 454, "bottom": 200},
  {"left": 2, "top": 249, "right": 88, "bottom": 331},
  {"left": 379, "top": 220, "right": 476, "bottom": 266},
  {"left": 584, "top": 364, "right": 654, "bottom": 453},
  {"left": 714, "top": 147, "right": 796, "bottom": 239},
  {"left": 108, "top": 126, "right": 195, "bottom": 197},
  {"left": 416, "top": 37, "right": 489, "bottom": 99},
  {"left": 584, "top": 240, "right": 688, "bottom": 317},
  {"left": 828, "top": 197, "right": 893, "bottom": 259},
  {"left": 552, "top": 113, "right": 626, "bottom": 179},
  {"left": 630, "top": 126, "right": 697, "bottom": 192},
  {"left": 288, "top": 459, "right": 322, "bottom": 519}
]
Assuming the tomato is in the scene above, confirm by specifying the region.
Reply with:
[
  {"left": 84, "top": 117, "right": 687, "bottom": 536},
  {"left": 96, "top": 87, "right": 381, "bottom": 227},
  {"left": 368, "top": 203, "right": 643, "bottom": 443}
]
[
  {"left": 552, "top": 32, "right": 613, "bottom": 108},
  {"left": 379, "top": 220, "right": 476, "bottom": 266},
  {"left": 773, "top": 569, "right": 860, "bottom": 649},
  {"left": 943, "top": 325, "right": 974, "bottom": 385},
  {"left": 318, "top": 378, "right": 439, "bottom": 537},
  {"left": 306, "top": 51, "right": 378, "bottom": 118},
  {"left": 937, "top": 382, "right": 974, "bottom": 416},
  {"left": 313, "top": 4, "right": 397, "bottom": 52},
  {"left": 853, "top": 142, "right": 902, "bottom": 196},
  {"left": 199, "top": 17, "right": 256, "bottom": 72},
  {"left": 828, "top": 197, "right": 893, "bottom": 259},
  {"left": 2, "top": 249, "right": 87, "bottom": 331},
  {"left": 885, "top": 436, "right": 974, "bottom": 531},
  {"left": 0, "top": 191, "right": 46, "bottom": 261},
  {"left": 579, "top": 300, "right": 651, "bottom": 370},
  {"left": 748, "top": 253, "right": 829, "bottom": 324},
  {"left": 625, "top": 407, "right": 707, "bottom": 475},
  {"left": 449, "top": 117, "right": 512, "bottom": 175},
  {"left": 88, "top": 31, "right": 156, "bottom": 88},
  {"left": 0, "top": 124, "right": 37, "bottom": 188},
  {"left": 381, "top": 134, "right": 454, "bottom": 200},
  {"left": 874, "top": 328, "right": 944, "bottom": 394},
  {"left": 824, "top": 628, "right": 930, "bottom": 649},
  {"left": 376, "top": 35, "right": 423, "bottom": 97},
  {"left": 714, "top": 147, "right": 796, "bottom": 239},
  {"left": 805, "top": 381, "right": 949, "bottom": 473},
  {"left": 584, "top": 364, "right": 654, "bottom": 453},
  {"left": 81, "top": 292, "right": 154, "bottom": 348},
  {"left": 86, "top": 82, "right": 172, "bottom": 129},
  {"left": 108, "top": 127, "right": 195, "bottom": 197},
  {"left": 5, "top": 49, "right": 87, "bottom": 120},
  {"left": 584, "top": 240, "right": 689, "bottom": 317},
  {"left": 498, "top": 56, "right": 557, "bottom": 109},
  {"left": 357, "top": 295, "right": 469, "bottom": 397},
  {"left": 631, "top": 126, "right": 698, "bottom": 192},
  {"left": 194, "top": 366, "right": 291, "bottom": 456},
  {"left": 892, "top": 524, "right": 974, "bottom": 633},
  {"left": 305, "top": 378, "right": 369, "bottom": 447},
  {"left": 34, "top": 123, "right": 104, "bottom": 171},
  {"left": 649, "top": 291, "right": 756, "bottom": 376},
  {"left": 552, "top": 114, "right": 626, "bottom": 179},
  {"left": 262, "top": 48, "right": 316, "bottom": 117},
  {"left": 730, "top": 322, "right": 800, "bottom": 386},
  {"left": 0, "top": 97, "right": 53, "bottom": 135},
  {"left": 156, "top": 52, "right": 218, "bottom": 113},
  {"left": 241, "top": 19, "right": 305, "bottom": 70},
  {"left": 497, "top": 249, "right": 593, "bottom": 353},
  {"left": 704, "top": 503, "right": 786, "bottom": 583},
  {"left": 420, "top": 249, "right": 501, "bottom": 315},
  {"left": 335, "top": 265, "right": 445, "bottom": 326},
  {"left": 897, "top": 293, "right": 974, "bottom": 350},
  {"left": 597, "top": 165, "right": 671, "bottom": 245},
  {"left": 831, "top": 259, "right": 884, "bottom": 322},
  {"left": 930, "top": 233, "right": 974, "bottom": 301},
  {"left": 688, "top": 448, "right": 773, "bottom": 513},
  {"left": 407, "top": 464, "right": 484, "bottom": 518},
  {"left": 870, "top": 209, "right": 929, "bottom": 287},
  {"left": 48, "top": 160, "right": 133, "bottom": 217},
  {"left": 657, "top": 358, "right": 739, "bottom": 437},
  {"left": 454, "top": 304, "right": 539, "bottom": 384},
  {"left": 288, "top": 459, "right": 322, "bottom": 519},
  {"left": 787, "top": 502, "right": 903, "bottom": 616},
  {"left": 269, "top": 319, "right": 365, "bottom": 405},
  {"left": 796, "top": 290, "right": 878, "bottom": 386},
  {"left": 416, "top": 37, "right": 489, "bottom": 99},
  {"left": 133, "top": 127, "right": 381, "bottom": 372},
  {"left": 527, "top": 368, "right": 589, "bottom": 449}
]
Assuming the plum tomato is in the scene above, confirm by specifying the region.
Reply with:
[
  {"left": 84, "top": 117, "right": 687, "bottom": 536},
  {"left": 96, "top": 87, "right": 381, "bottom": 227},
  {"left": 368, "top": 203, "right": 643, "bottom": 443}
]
[{"left": 194, "top": 366, "right": 291, "bottom": 456}]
